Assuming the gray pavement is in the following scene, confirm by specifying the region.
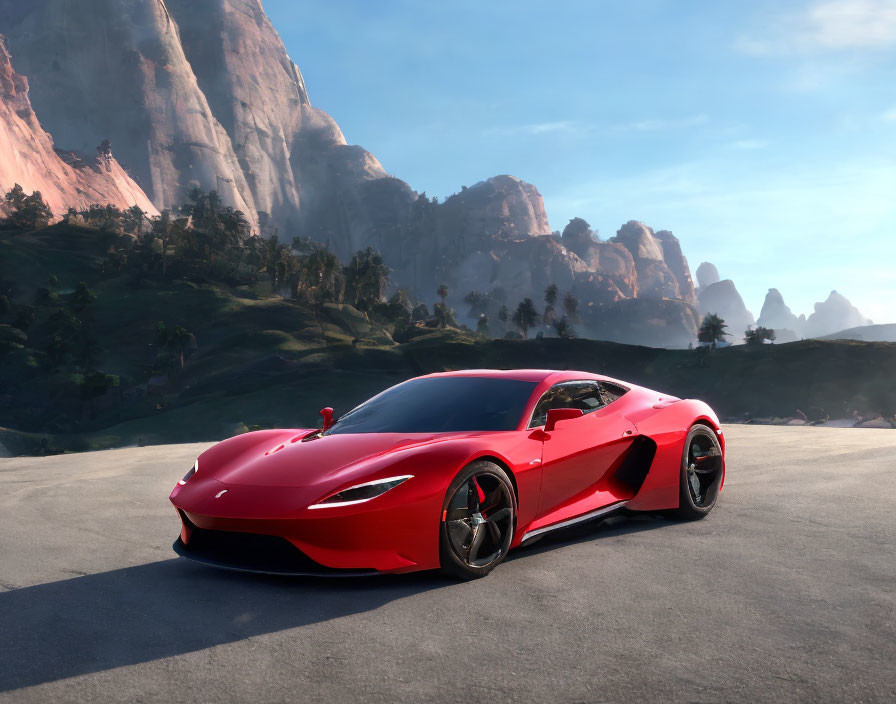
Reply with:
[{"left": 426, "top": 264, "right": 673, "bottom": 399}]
[{"left": 0, "top": 426, "right": 894, "bottom": 703}]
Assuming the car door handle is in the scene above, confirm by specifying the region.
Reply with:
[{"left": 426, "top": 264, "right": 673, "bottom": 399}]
[
  {"left": 622, "top": 429, "right": 633, "bottom": 436},
  {"left": 529, "top": 459, "right": 542, "bottom": 464}
]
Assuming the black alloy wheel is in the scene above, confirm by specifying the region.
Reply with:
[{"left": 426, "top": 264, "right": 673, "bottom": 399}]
[
  {"left": 673, "top": 424, "right": 724, "bottom": 520},
  {"left": 439, "top": 461, "right": 515, "bottom": 579}
]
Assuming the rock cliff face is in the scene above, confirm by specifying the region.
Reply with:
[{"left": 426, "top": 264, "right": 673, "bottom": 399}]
[
  {"left": 654, "top": 230, "right": 696, "bottom": 303},
  {"left": 437, "top": 176, "right": 553, "bottom": 242},
  {"left": 0, "top": 0, "right": 253, "bottom": 225},
  {"left": 0, "top": 0, "right": 394, "bottom": 241},
  {"left": 0, "top": 35, "right": 156, "bottom": 218},
  {"left": 611, "top": 221, "right": 691, "bottom": 302},
  {"left": 165, "top": 0, "right": 395, "bottom": 250},
  {"left": 560, "top": 217, "right": 637, "bottom": 298}
]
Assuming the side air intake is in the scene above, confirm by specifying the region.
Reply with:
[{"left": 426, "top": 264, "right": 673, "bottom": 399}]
[{"left": 611, "top": 436, "right": 658, "bottom": 495}]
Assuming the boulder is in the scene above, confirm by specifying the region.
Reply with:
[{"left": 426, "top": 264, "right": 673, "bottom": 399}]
[{"left": 856, "top": 418, "right": 892, "bottom": 429}]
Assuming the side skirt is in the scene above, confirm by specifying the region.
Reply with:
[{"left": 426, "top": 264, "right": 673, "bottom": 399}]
[{"left": 520, "top": 500, "right": 628, "bottom": 543}]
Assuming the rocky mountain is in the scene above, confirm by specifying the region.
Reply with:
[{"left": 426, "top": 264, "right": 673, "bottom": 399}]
[
  {"left": 804, "top": 291, "right": 873, "bottom": 338},
  {"left": 655, "top": 230, "right": 696, "bottom": 303},
  {"left": 757, "top": 288, "right": 804, "bottom": 343},
  {"left": 0, "top": 0, "right": 402, "bottom": 247},
  {"left": 695, "top": 261, "right": 720, "bottom": 290},
  {"left": 0, "top": 35, "right": 156, "bottom": 218},
  {"left": 696, "top": 272, "right": 755, "bottom": 343},
  {"left": 420, "top": 208, "right": 701, "bottom": 347},
  {"left": 0, "top": 1, "right": 253, "bottom": 224},
  {"left": 611, "top": 221, "right": 693, "bottom": 302},
  {"left": 755, "top": 288, "right": 872, "bottom": 340},
  {"left": 0, "top": 0, "right": 703, "bottom": 348}
]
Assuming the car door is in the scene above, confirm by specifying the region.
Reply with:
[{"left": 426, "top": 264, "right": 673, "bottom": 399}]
[{"left": 531, "top": 381, "right": 637, "bottom": 518}]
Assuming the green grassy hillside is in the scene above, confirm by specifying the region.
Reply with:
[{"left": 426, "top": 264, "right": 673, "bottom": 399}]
[{"left": 2, "top": 225, "right": 894, "bottom": 455}]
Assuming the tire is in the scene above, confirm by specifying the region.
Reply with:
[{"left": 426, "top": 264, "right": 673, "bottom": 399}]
[
  {"left": 671, "top": 424, "right": 724, "bottom": 520},
  {"left": 439, "top": 461, "right": 516, "bottom": 580}
]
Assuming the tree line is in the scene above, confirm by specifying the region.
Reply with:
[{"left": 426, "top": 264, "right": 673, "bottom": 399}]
[{"left": 1, "top": 184, "right": 781, "bottom": 348}]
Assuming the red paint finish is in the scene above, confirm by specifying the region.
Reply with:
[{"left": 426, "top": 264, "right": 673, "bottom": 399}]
[
  {"left": 170, "top": 369, "right": 726, "bottom": 574},
  {"left": 537, "top": 402, "right": 638, "bottom": 519}
]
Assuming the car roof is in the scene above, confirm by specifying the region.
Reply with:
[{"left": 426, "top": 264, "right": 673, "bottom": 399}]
[{"left": 420, "top": 369, "right": 609, "bottom": 384}]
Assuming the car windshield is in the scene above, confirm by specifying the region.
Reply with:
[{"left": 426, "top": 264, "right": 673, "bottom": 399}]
[{"left": 324, "top": 377, "right": 537, "bottom": 435}]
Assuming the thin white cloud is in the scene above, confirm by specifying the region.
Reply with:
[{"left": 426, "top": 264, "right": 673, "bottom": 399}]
[
  {"left": 882, "top": 106, "right": 896, "bottom": 120},
  {"left": 624, "top": 114, "right": 708, "bottom": 132},
  {"left": 736, "top": 0, "right": 896, "bottom": 54},
  {"left": 487, "top": 121, "right": 581, "bottom": 137},
  {"left": 730, "top": 139, "right": 770, "bottom": 150},
  {"left": 489, "top": 114, "right": 709, "bottom": 139}
]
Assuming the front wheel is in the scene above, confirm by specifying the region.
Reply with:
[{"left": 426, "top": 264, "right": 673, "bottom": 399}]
[
  {"left": 671, "top": 424, "right": 724, "bottom": 520},
  {"left": 439, "top": 461, "right": 516, "bottom": 580}
]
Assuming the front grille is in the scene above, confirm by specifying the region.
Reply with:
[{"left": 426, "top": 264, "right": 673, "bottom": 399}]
[{"left": 176, "top": 517, "right": 375, "bottom": 576}]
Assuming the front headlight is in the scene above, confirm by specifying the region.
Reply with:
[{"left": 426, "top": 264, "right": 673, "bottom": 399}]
[
  {"left": 309, "top": 475, "right": 412, "bottom": 509},
  {"left": 178, "top": 459, "right": 198, "bottom": 485}
]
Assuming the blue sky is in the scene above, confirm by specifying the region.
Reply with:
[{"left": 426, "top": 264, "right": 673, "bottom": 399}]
[{"left": 265, "top": 0, "right": 896, "bottom": 324}]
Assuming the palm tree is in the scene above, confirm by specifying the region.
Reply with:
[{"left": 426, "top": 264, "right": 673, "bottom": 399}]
[
  {"left": 563, "top": 292, "right": 579, "bottom": 322},
  {"left": 123, "top": 205, "right": 146, "bottom": 235},
  {"left": 512, "top": 298, "right": 538, "bottom": 338},
  {"left": 543, "top": 284, "right": 558, "bottom": 330},
  {"left": 698, "top": 313, "right": 729, "bottom": 346},
  {"left": 464, "top": 290, "right": 489, "bottom": 319},
  {"left": 156, "top": 321, "right": 193, "bottom": 372},
  {"left": 345, "top": 248, "right": 389, "bottom": 311},
  {"left": 553, "top": 315, "right": 576, "bottom": 339},
  {"left": 497, "top": 305, "right": 509, "bottom": 334}
]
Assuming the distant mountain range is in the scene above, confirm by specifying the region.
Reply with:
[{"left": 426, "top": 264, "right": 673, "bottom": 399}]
[{"left": 0, "top": 0, "right": 876, "bottom": 347}]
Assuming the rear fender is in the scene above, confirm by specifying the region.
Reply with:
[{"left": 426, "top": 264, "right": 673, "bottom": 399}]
[{"left": 625, "top": 400, "right": 724, "bottom": 511}]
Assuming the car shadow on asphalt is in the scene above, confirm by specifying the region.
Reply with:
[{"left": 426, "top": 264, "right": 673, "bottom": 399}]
[
  {"left": 0, "top": 512, "right": 669, "bottom": 692},
  {"left": 506, "top": 510, "right": 670, "bottom": 562}
]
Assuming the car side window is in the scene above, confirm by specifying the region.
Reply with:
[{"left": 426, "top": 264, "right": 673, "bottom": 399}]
[
  {"left": 528, "top": 381, "right": 605, "bottom": 428},
  {"left": 598, "top": 382, "right": 628, "bottom": 405}
]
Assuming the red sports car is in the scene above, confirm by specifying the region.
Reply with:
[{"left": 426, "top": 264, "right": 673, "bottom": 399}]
[{"left": 171, "top": 369, "right": 725, "bottom": 579}]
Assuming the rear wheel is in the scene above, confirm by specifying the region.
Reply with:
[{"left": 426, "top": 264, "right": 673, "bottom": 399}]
[
  {"left": 439, "top": 461, "right": 515, "bottom": 580},
  {"left": 672, "top": 424, "right": 724, "bottom": 520}
]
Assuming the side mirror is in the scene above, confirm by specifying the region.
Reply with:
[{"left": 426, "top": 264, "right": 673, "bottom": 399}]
[
  {"left": 545, "top": 408, "right": 583, "bottom": 432},
  {"left": 320, "top": 407, "right": 335, "bottom": 431}
]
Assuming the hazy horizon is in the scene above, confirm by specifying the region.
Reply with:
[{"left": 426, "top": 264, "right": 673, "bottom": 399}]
[{"left": 266, "top": 0, "right": 896, "bottom": 325}]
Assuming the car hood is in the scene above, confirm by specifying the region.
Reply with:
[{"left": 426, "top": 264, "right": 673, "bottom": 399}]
[{"left": 206, "top": 431, "right": 454, "bottom": 488}]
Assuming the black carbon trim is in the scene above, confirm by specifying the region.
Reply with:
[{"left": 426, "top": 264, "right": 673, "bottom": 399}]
[{"left": 172, "top": 529, "right": 377, "bottom": 577}]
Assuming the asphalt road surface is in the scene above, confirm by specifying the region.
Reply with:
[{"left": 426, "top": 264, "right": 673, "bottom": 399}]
[{"left": 1, "top": 425, "right": 894, "bottom": 703}]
